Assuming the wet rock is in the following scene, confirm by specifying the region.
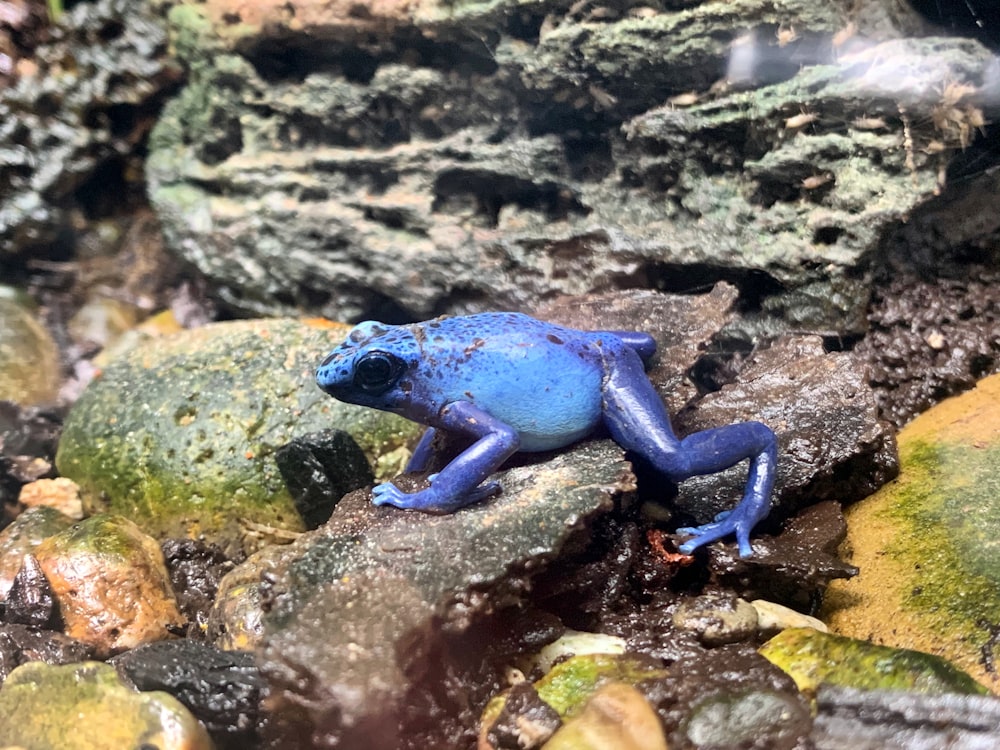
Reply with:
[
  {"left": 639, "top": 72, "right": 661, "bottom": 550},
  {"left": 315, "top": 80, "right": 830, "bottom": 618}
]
[
  {"left": 4, "top": 553, "right": 56, "bottom": 628},
  {"left": 536, "top": 284, "right": 738, "bottom": 412},
  {"left": 760, "top": 628, "right": 987, "bottom": 696},
  {"left": 0, "top": 506, "right": 74, "bottom": 599},
  {"left": 672, "top": 591, "right": 758, "bottom": 647},
  {"left": 112, "top": 639, "right": 265, "bottom": 747},
  {"left": 205, "top": 563, "right": 269, "bottom": 652},
  {"left": 693, "top": 501, "right": 858, "bottom": 609},
  {"left": 56, "top": 318, "right": 422, "bottom": 556},
  {"left": 147, "top": 0, "right": 997, "bottom": 336},
  {"left": 33, "top": 514, "right": 185, "bottom": 657},
  {"left": 822, "top": 373, "right": 1000, "bottom": 689},
  {"left": 485, "top": 682, "right": 562, "bottom": 750},
  {"left": 531, "top": 631, "right": 627, "bottom": 676},
  {"left": 0, "top": 661, "right": 213, "bottom": 750},
  {"left": 18, "top": 476, "right": 83, "bottom": 519},
  {"left": 643, "top": 645, "right": 813, "bottom": 749},
  {"left": 813, "top": 684, "right": 1000, "bottom": 749},
  {"left": 161, "top": 538, "right": 233, "bottom": 638},
  {"left": 260, "top": 440, "right": 635, "bottom": 749},
  {"left": 673, "top": 336, "right": 897, "bottom": 532},
  {"left": 275, "top": 428, "right": 375, "bottom": 528},
  {"left": 0, "top": 622, "right": 94, "bottom": 687},
  {"left": 0, "top": 290, "right": 60, "bottom": 407},
  {"left": 0, "top": 0, "right": 181, "bottom": 255},
  {"left": 481, "top": 654, "right": 669, "bottom": 749},
  {"left": 541, "top": 682, "right": 667, "bottom": 750}
]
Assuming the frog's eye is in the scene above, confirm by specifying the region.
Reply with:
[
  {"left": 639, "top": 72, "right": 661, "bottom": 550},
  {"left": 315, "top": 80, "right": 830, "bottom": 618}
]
[{"left": 353, "top": 350, "right": 405, "bottom": 394}]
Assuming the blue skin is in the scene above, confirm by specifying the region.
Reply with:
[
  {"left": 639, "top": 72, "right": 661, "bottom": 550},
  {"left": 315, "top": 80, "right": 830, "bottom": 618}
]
[{"left": 316, "top": 312, "right": 777, "bottom": 556}]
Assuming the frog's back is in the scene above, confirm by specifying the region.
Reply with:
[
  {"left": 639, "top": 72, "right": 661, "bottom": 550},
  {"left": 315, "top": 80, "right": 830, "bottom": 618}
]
[{"left": 411, "top": 313, "right": 608, "bottom": 451}]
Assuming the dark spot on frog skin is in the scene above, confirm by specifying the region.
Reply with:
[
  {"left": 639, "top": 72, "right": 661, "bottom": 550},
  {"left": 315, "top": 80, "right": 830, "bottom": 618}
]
[
  {"left": 464, "top": 338, "right": 486, "bottom": 356},
  {"left": 546, "top": 333, "right": 564, "bottom": 345}
]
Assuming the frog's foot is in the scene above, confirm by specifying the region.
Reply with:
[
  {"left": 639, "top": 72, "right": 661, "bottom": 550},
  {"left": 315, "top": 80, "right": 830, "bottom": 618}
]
[
  {"left": 677, "top": 508, "right": 756, "bottom": 558},
  {"left": 371, "top": 477, "right": 501, "bottom": 512}
]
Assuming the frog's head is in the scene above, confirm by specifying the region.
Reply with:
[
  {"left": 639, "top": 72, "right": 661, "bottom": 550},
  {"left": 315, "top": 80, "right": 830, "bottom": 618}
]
[{"left": 316, "top": 321, "right": 418, "bottom": 413}]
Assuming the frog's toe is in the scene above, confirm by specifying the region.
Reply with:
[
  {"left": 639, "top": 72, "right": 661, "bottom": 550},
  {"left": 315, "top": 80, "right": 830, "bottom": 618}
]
[
  {"left": 371, "top": 482, "right": 409, "bottom": 508},
  {"left": 465, "top": 480, "right": 502, "bottom": 504},
  {"left": 677, "top": 518, "right": 755, "bottom": 558}
]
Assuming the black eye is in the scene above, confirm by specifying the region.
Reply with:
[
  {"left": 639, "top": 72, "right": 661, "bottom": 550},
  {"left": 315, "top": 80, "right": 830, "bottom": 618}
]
[{"left": 354, "top": 351, "right": 405, "bottom": 394}]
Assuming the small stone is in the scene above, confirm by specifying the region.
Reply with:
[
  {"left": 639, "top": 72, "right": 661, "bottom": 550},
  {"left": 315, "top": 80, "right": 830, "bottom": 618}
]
[
  {"left": 4, "top": 554, "right": 56, "bottom": 628},
  {"left": 18, "top": 477, "right": 84, "bottom": 520},
  {"left": 672, "top": 592, "right": 758, "bottom": 646},
  {"left": 0, "top": 506, "right": 75, "bottom": 599},
  {"left": 542, "top": 682, "right": 667, "bottom": 750},
  {"left": 532, "top": 630, "right": 627, "bottom": 675},
  {"left": 751, "top": 600, "right": 828, "bottom": 635},
  {"left": 486, "top": 681, "right": 562, "bottom": 750},
  {"left": 0, "top": 661, "right": 212, "bottom": 750},
  {"left": 0, "top": 623, "right": 93, "bottom": 686},
  {"left": 111, "top": 639, "right": 265, "bottom": 743},
  {"left": 33, "top": 515, "right": 185, "bottom": 657}
]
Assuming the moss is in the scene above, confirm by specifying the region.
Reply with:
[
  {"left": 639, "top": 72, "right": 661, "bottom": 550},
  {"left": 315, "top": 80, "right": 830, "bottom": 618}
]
[{"left": 760, "top": 628, "right": 987, "bottom": 696}]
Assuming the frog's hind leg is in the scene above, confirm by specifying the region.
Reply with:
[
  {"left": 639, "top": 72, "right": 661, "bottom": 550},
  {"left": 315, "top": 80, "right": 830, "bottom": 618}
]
[
  {"left": 600, "top": 331, "right": 657, "bottom": 362},
  {"left": 600, "top": 347, "right": 776, "bottom": 557}
]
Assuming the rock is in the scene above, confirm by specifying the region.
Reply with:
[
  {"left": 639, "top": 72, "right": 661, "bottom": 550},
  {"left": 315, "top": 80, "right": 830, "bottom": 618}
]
[
  {"left": 4, "top": 553, "right": 56, "bottom": 628},
  {"left": 673, "top": 336, "right": 897, "bottom": 529},
  {"left": 484, "top": 681, "right": 562, "bottom": 750},
  {"left": 18, "top": 477, "right": 84, "bottom": 519},
  {"left": 480, "top": 654, "right": 669, "bottom": 750},
  {"left": 160, "top": 538, "right": 233, "bottom": 637},
  {"left": 147, "top": 0, "right": 998, "bottom": 335},
  {"left": 0, "top": 661, "right": 212, "bottom": 750},
  {"left": 540, "top": 682, "right": 667, "bottom": 750},
  {"left": 0, "top": 506, "right": 75, "bottom": 599},
  {"left": 751, "top": 600, "right": 828, "bottom": 635},
  {"left": 56, "top": 318, "right": 422, "bottom": 556},
  {"left": 672, "top": 592, "right": 758, "bottom": 647},
  {"left": 0, "top": 623, "right": 93, "bottom": 687},
  {"left": 0, "top": 290, "right": 60, "bottom": 407},
  {"left": 112, "top": 639, "right": 265, "bottom": 746},
  {"left": 760, "top": 628, "right": 987, "bottom": 696},
  {"left": 33, "top": 515, "right": 185, "bottom": 657},
  {"left": 813, "top": 684, "right": 1000, "bottom": 748},
  {"left": 822, "top": 373, "right": 1000, "bottom": 689},
  {"left": 260, "top": 440, "right": 635, "bottom": 748},
  {"left": 531, "top": 631, "right": 627, "bottom": 676},
  {"left": 642, "top": 645, "right": 813, "bottom": 749},
  {"left": 0, "top": 0, "right": 181, "bottom": 255}
]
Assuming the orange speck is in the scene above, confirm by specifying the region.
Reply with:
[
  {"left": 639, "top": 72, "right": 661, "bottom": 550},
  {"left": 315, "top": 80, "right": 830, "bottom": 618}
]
[{"left": 245, "top": 451, "right": 255, "bottom": 459}]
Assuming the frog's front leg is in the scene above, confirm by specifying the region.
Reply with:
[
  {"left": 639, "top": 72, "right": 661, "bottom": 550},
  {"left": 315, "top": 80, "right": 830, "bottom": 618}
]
[
  {"left": 373, "top": 402, "right": 519, "bottom": 513},
  {"left": 600, "top": 347, "right": 777, "bottom": 557}
]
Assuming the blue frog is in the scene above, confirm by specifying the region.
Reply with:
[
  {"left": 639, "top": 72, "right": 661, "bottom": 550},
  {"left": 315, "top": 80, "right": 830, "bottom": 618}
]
[{"left": 316, "top": 312, "right": 777, "bottom": 556}]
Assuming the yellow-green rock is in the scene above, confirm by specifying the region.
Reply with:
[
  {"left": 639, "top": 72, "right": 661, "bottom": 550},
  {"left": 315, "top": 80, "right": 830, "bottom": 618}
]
[
  {"left": 823, "top": 374, "right": 1000, "bottom": 690},
  {"left": 56, "top": 318, "right": 421, "bottom": 556},
  {"left": 0, "top": 506, "right": 76, "bottom": 599},
  {"left": 0, "top": 289, "right": 60, "bottom": 407},
  {"left": 0, "top": 661, "right": 214, "bottom": 749},
  {"left": 760, "top": 628, "right": 987, "bottom": 697},
  {"left": 480, "top": 653, "right": 667, "bottom": 741}
]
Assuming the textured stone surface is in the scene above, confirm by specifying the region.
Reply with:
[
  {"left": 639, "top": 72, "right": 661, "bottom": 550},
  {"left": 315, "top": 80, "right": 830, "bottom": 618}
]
[
  {"left": 260, "top": 440, "right": 635, "bottom": 749},
  {"left": 0, "top": 0, "right": 180, "bottom": 254},
  {"left": 147, "top": 0, "right": 999, "bottom": 332},
  {"left": 56, "top": 318, "right": 421, "bottom": 556}
]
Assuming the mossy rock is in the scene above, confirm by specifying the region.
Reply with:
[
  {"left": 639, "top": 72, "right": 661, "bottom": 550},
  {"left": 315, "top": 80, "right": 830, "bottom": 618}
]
[
  {"left": 823, "top": 373, "right": 1000, "bottom": 690},
  {"left": 56, "top": 318, "right": 421, "bottom": 556}
]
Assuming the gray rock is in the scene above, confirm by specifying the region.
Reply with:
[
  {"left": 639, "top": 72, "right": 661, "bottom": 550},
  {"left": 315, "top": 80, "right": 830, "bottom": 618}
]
[
  {"left": 0, "top": 0, "right": 179, "bottom": 254},
  {"left": 147, "top": 0, "right": 998, "bottom": 334},
  {"left": 259, "top": 440, "right": 634, "bottom": 749}
]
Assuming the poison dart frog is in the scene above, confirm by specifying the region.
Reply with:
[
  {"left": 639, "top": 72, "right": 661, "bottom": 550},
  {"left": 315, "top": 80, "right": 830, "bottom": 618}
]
[{"left": 316, "top": 312, "right": 777, "bottom": 556}]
